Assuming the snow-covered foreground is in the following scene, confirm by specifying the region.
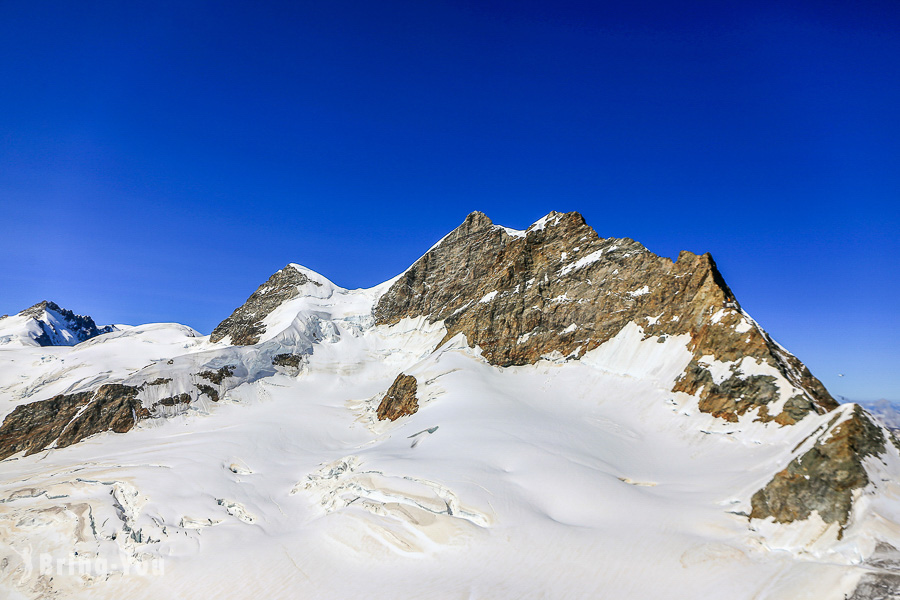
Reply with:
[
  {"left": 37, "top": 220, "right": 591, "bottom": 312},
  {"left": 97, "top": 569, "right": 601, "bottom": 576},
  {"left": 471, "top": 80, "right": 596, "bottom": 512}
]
[{"left": 0, "top": 267, "right": 896, "bottom": 599}]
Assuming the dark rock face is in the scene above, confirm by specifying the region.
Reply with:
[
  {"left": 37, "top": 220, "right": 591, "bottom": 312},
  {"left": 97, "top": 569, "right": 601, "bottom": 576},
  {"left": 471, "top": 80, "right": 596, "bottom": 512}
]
[
  {"left": 198, "top": 365, "right": 235, "bottom": 385},
  {"left": 273, "top": 353, "right": 304, "bottom": 375},
  {"left": 750, "top": 406, "right": 886, "bottom": 529},
  {"left": 210, "top": 266, "right": 320, "bottom": 345},
  {"left": 56, "top": 384, "right": 148, "bottom": 447},
  {"left": 0, "top": 384, "right": 148, "bottom": 460},
  {"left": 376, "top": 374, "right": 419, "bottom": 421},
  {"left": 273, "top": 353, "right": 302, "bottom": 369},
  {"left": 0, "top": 392, "right": 93, "bottom": 459},
  {"left": 154, "top": 393, "right": 192, "bottom": 408},
  {"left": 374, "top": 211, "right": 836, "bottom": 423},
  {"left": 0, "top": 363, "right": 244, "bottom": 460},
  {"left": 196, "top": 384, "right": 219, "bottom": 402},
  {"left": 19, "top": 300, "right": 115, "bottom": 346}
]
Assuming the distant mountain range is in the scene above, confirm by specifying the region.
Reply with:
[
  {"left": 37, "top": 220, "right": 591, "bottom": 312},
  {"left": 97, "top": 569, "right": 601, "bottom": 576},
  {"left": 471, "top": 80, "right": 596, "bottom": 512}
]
[{"left": 853, "top": 399, "right": 900, "bottom": 432}]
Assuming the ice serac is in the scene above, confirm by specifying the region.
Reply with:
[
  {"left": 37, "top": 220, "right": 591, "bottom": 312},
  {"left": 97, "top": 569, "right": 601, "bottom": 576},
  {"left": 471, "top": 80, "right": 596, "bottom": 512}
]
[
  {"left": 0, "top": 300, "right": 116, "bottom": 346},
  {"left": 374, "top": 210, "right": 837, "bottom": 424},
  {"left": 210, "top": 264, "right": 323, "bottom": 345}
]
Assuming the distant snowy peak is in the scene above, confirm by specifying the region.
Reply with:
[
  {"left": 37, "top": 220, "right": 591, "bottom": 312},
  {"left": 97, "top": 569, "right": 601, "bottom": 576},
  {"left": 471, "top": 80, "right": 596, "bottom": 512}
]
[
  {"left": 857, "top": 399, "right": 900, "bottom": 432},
  {"left": 0, "top": 300, "right": 116, "bottom": 347}
]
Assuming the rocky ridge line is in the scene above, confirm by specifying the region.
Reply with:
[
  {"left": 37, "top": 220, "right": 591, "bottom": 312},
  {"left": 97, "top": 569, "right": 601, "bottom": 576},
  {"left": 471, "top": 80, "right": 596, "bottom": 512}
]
[
  {"left": 210, "top": 265, "right": 321, "bottom": 345},
  {"left": 19, "top": 300, "right": 116, "bottom": 346},
  {"left": 374, "top": 211, "right": 836, "bottom": 425},
  {"left": 0, "top": 384, "right": 148, "bottom": 460},
  {"left": 0, "top": 367, "right": 238, "bottom": 460}
]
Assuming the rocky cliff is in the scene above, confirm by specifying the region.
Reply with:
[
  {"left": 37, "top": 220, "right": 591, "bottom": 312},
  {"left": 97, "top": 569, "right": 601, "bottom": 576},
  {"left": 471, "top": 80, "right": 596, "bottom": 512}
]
[
  {"left": 376, "top": 373, "right": 419, "bottom": 421},
  {"left": 374, "top": 211, "right": 836, "bottom": 424},
  {"left": 210, "top": 265, "right": 321, "bottom": 345},
  {"left": 0, "top": 384, "right": 147, "bottom": 460}
]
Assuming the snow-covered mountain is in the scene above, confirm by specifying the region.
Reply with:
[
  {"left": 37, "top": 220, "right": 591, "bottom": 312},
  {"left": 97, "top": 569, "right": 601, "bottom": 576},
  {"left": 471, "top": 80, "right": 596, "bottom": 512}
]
[
  {"left": 0, "top": 301, "right": 117, "bottom": 347},
  {"left": 858, "top": 399, "right": 900, "bottom": 433},
  {"left": 1, "top": 211, "right": 897, "bottom": 599}
]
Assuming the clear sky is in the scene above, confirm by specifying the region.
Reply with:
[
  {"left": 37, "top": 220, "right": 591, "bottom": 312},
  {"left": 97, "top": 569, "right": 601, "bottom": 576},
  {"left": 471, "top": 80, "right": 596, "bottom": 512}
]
[{"left": 0, "top": 1, "right": 897, "bottom": 401}]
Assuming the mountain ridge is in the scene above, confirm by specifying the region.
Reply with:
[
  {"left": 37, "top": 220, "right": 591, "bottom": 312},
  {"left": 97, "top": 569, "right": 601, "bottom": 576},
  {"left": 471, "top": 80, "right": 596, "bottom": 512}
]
[
  {"left": 0, "top": 210, "right": 896, "bottom": 599},
  {"left": 0, "top": 299, "right": 116, "bottom": 347}
]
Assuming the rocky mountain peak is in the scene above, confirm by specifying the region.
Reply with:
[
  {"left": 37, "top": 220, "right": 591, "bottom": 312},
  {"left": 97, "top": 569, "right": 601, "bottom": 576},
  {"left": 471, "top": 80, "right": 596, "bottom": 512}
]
[
  {"left": 1, "top": 300, "right": 115, "bottom": 346},
  {"left": 460, "top": 209, "right": 493, "bottom": 230},
  {"left": 375, "top": 211, "right": 834, "bottom": 423},
  {"left": 210, "top": 263, "right": 329, "bottom": 345}
]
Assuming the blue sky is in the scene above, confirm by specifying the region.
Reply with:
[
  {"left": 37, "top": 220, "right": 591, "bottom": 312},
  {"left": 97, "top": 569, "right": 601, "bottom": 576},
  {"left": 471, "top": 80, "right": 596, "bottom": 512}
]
[{"left": 0, "top": 1, "right": 897, "bottom": 401}]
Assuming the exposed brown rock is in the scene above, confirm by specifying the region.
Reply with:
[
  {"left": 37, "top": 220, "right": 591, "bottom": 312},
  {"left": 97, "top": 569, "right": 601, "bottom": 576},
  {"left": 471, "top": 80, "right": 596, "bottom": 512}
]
[
  {"left": 0, "top": 384, "right": 148, "bottom": 460},
  {"left": 672, "top": 361, "right": 820, "bottom": 425},
  {"left": 0, "top": 368, "right": 238, "bottom": 456},
  {"left": 154, "top": 393, "right": 192, "bottom": 408},
  {"left": 273, "top": 353, "right": 302, "bottom": 369},
  {"left": 376, "top": 374, "right": 419, "bottom": 421},
  {"left": 196, "top": 384, "right": 219, "bottom": 402},
  {"left": 750, "top": 406, "right": 886, "bottom": 530},
  {"left": 210, "top": 265, "right": 321, "bottom": 345},
  {"left": 198, "top": 365, "right": 235, "bottom": 385},
  {"left": 374, "top": 211, "right": 835, "bottom": 423},
  {"left": 56, "top": 384, "right": 148, "bottom": 447},
  {"left": 0, "top": 392, "right": 93, "bottom": 459}
]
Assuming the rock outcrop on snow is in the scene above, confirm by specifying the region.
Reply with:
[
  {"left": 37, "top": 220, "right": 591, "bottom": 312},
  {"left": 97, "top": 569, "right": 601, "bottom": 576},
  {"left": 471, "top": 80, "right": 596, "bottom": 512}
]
[
  {"left": 0, "top": 384, "right": 147, "bottom": 460},
  {"left": 376, "top": 373, "right": 419, "bottom": 421},
  {"left": 750, "top": 406, "right": 887, "bottom": 529}
]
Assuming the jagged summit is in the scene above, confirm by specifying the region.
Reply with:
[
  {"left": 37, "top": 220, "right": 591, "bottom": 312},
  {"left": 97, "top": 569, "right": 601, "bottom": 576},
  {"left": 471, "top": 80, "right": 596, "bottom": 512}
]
[
  {"left": 376, "top": 210, "right": 833, "bottom": 422},
  {"left": 0, "top": 300, "right": 116, "bottom": 347},
  {"left": 210, "top": 209, "right": 833, "bottom": 424},
  {"left": 209, "top": 264, "right": 330, "bottom": 345}
]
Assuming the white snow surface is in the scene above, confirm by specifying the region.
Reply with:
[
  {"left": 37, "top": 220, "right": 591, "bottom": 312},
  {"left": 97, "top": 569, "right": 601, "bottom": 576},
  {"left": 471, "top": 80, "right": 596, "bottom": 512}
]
[
  {"left": 0, "top": 260, "right": 895, "bottom": 599},
  {"left": 626, "top": 285, "right": 650, "bottom": 297},
  {"left": 558, "top": 248, "right": 604, "bottom": 276}
]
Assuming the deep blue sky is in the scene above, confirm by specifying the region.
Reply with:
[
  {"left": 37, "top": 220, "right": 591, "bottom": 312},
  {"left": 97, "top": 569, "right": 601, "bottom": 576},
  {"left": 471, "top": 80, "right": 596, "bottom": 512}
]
[{"left": 1, "top": 1, "right": 897, "bottom": 401}]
